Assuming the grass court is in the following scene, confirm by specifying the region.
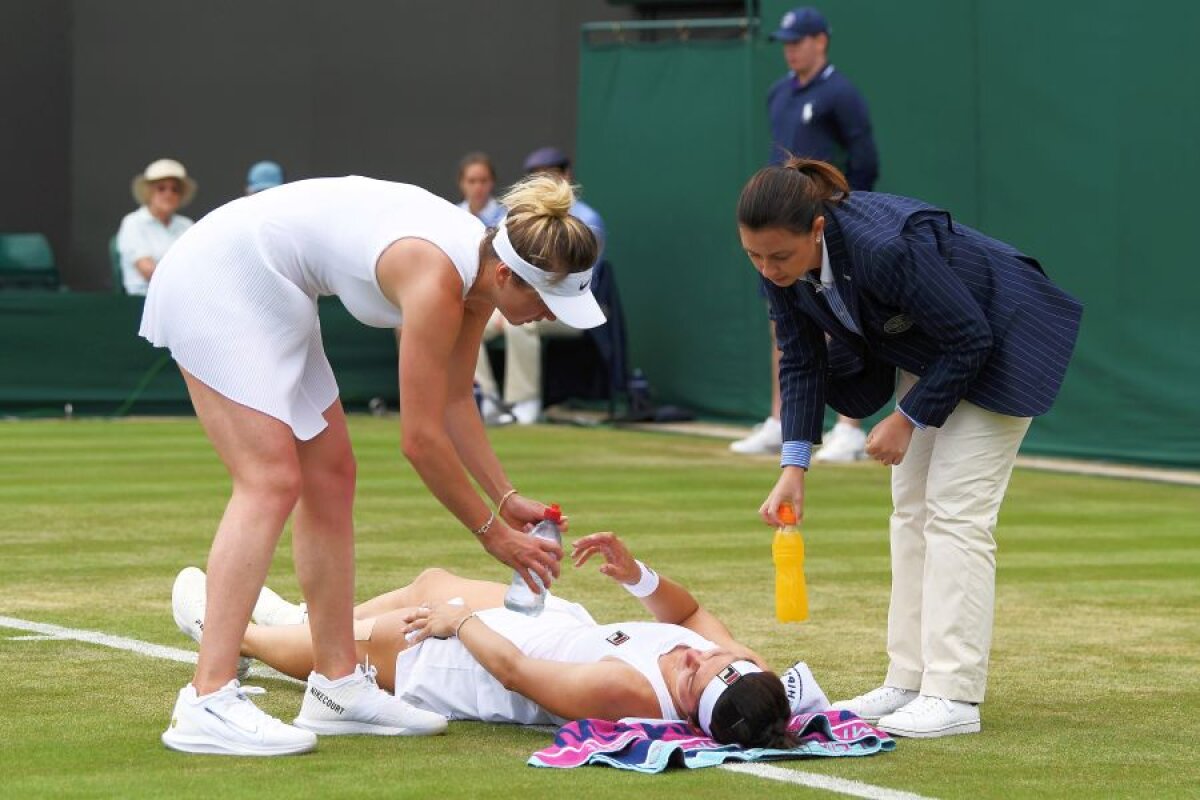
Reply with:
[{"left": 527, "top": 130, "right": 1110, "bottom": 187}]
[{"left": 1, "top": 418, "right": 1197, "bottom": 798}]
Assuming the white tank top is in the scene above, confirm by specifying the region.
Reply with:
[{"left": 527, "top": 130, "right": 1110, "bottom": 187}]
[
  {"left": 210, "top": 176, "right": 484, "bottom": 328},
  {"left": 479, "top": 605, "right": 717, "bottom": 720}
]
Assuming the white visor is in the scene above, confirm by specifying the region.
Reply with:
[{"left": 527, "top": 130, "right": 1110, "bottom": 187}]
[
  {"left": 696, "top": 659, "right": 763, "bottom": 737},
  {"left": 493, "top": 221, "right": 606, "bottom": 330}
]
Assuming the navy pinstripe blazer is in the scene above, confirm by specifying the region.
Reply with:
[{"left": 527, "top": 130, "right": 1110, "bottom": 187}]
[{"left": 763, "top": 192, "right": 1083, "bottom": 443}]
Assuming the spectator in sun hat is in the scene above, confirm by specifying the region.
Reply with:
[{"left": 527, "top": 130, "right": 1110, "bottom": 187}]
[
  {"left": 245, "top": 160, "right": 285, "bottom": 195},
  {"left": 115, "top": 158, "right": 197, "bottom": 295}
]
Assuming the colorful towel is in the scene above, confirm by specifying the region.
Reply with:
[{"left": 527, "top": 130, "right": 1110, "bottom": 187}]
[{"left": 528, "top": 710, "right": 894, "bottom": 772}]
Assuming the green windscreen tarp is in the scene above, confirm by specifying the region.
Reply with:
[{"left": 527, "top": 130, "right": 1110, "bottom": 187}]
[{"left": 576, "top": 1, "right": 1200, "bottom": 467}]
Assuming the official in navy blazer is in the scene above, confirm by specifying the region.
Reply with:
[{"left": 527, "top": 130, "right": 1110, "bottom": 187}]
[{"left": 737, "top": 158, "right": 1081, "bottom": 738}]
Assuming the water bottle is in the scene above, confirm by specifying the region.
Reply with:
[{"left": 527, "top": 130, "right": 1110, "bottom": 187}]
[
  {"left": 504, "top": 503, "right": 563, "bottom": 616},
  {"left": 628, "top": 368, "right": 652, "bottom": 420},
  {"left": 772, "top": 502, "right": 808, "bottom": 622}
]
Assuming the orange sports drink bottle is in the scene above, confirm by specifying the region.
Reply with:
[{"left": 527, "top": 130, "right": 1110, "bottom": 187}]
[{"left": 772, "top": 502, "right": 808, "bottom": 622}]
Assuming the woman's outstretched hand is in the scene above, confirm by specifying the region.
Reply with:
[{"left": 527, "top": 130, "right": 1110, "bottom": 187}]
[{"left": 571, "top": 531, "right": 640, "bottom": 584}]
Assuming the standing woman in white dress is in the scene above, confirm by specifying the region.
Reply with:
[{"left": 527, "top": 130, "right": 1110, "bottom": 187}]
[{"left": 140, "top": 173, "right": 604, "bottom": 756}]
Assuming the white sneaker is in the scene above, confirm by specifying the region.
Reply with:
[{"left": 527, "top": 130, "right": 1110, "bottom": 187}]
[
  {"left": 780, "top": 661, "right": 830, "bottom": 715},
  {"left": 878, "top": 694, "right": 981, "bottom": 738},
  {"left": 252, "top": 584, "right": 308, "bottom": 627},
  {"left": 294, "top": 663, "right": 448, "bottom": 736},
  {"left": 511, "top": 399, "right": 542, "bottom": 425},
  {"left": 814, "top": 421, "right": 867, "bottom": 462},
  {"left": 172, "top": 567, "right": 253, "bottom": 680},
  {"left": 162, "top": 680, "right": 317, "bottom": 756},
  {"left": 730, "top": 416, "right": 782, "bottom": 454},
  {"left": 480, "top": 395, "right": 515, "bottom": 426},
  {"left": 831, "top": 685, "right": 918, "bottom": 723}
]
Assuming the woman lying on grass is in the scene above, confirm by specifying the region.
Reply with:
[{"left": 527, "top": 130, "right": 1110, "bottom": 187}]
[{"left": 171, "top": 532, "right": 828, "bottom": 748}]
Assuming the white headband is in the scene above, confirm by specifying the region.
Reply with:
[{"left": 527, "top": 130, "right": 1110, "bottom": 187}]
[
  {"left": 697, "top": 659, "right": 763, "bottom": 737},
  {"left": 491, "top": 220, "right": 606, "bottom": 329}
]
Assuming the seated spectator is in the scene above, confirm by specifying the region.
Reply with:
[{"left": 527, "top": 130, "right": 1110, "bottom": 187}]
[
  {"left": 475, "top": 146, "right": 607, "bottom": 424},
  {"left": 116, "top": 159, "right": 197, "bottom": 295},
  {"left": 456, "top": 152, "right": 505, "bottom": 227},
  {"left": 245, "top": 160, "right": 285, "bottom": 195}
]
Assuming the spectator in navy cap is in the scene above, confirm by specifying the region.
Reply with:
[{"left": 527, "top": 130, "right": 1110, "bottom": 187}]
[
  {"left": 522, "top": 146, "right": 572, "bottom": 172},
  {"left": 768, "top": 6, "right": 830, "bottom": 40},
  {"left": 731, "top": 5, "right": 880, "bottom": 461},
  {"left": 246, "top": 160, "right": 285, "bottom": 195}
]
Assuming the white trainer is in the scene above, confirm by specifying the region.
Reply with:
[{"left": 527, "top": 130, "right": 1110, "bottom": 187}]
[
  {"left": 814, "top": 421, "right": 868, "bottom": 462},
  {"left": 162, "top": 680, "right": 316, "bottom": 756},
  {"left": 252, "top": 584, "right": 308, "bottom": 627},
  {"left": 878, "top": 694, "right": 981, "bottom": 738},
  {"left": 171, "top": 567, "right": 253, "bottom": 680},
  {"left": 831, "top": 686, "right": 919, "bottom": 723},
  {"left": 480, "top": 395, "right": 515, "bottom": 426},
  {"left": 294, "top": 663, "right": 448, "bottom": 737},
  {"left": 511, "top": 399, "right": 542, "bottom": 425},
  {"left": 780, "top": 661, "right": 831, "bottom": 715},
  {"left": 730, "top": 416, "right": 783, "bottom": 455}
]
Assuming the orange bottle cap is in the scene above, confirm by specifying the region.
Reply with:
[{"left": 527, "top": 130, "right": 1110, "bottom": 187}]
[
  {"left": 777, "top": 503, "right": 797, "bottom": 525},
  {"left": 544, "top": 503, "right": 562, "bottom": 523}
]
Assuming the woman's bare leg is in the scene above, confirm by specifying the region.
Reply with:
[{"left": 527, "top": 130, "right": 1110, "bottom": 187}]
[
  {"left": 353, "top": 568, "right": 507, "bottom": 619},
  {"left": 292, "top": 400, "right": 358, "bottom": 679},
  {"left": 243, "top": 607, "right": 425, "bottom": 693},
  {"left": 182, "top": 369, "right": 303, "bottom": 695}
]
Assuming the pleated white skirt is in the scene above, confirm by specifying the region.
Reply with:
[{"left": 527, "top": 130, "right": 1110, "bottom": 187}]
[{"left": 139, "top": 209, "right": 339, "bottom": 440}]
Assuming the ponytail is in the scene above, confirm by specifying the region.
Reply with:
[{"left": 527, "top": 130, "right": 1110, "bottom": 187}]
[{"left": 737, "top": 157, "right": 849, "bottom": 234}]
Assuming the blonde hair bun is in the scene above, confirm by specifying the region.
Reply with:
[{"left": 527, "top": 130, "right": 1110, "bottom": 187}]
[{"left": 501, "top": 173, "right": 576, "bottom": 220}]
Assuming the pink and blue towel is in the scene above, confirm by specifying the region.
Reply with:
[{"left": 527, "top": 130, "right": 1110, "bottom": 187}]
[{"left": 529, "top": 710, "right": 894, "bottom": 772}]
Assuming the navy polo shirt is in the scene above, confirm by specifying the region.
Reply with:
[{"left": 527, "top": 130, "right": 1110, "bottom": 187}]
[{"left": 767, "top": 63, "right": 880, "bottom": 191}]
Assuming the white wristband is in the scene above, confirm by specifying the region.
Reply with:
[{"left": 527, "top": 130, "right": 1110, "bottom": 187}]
[{"left": 623, "top": 560, "right": 660, "bottom": 598}]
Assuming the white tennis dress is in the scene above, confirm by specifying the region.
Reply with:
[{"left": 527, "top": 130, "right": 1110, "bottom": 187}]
[
  {"left": 393, "top": 596, "right": 718, "bottom": 725},
  {"left": 139, "top": 176, "right": 485, "bottom": 440}
]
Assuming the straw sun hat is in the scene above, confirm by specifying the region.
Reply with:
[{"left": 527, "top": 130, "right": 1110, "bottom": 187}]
[{"left": 131, "top": 158, "right": 198, "bottom": 207}]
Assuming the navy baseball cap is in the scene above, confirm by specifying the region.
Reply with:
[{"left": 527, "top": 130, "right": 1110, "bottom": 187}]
[
  {"left": 523, "top": 146, "right": 571, "bottom": 172},
  {"left": 769, "top": 7, "right": 830, "bottom": 42}
]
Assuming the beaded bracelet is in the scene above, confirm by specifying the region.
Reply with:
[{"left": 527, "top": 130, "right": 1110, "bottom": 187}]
[
  {"left": 471, "top": 512, "right": 495, "bottom": 537},
  {"left": 623, "top": 560, "right": 660, "bottom": 598},
  {"left": 496, "top": 488, "right": 519, "bottom": 516},
  {"left": 453, "top": 612, "right": 478, "bottom": 638}
]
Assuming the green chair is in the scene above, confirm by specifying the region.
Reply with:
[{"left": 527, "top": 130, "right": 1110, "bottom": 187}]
[{"left": 0, "top": 233, "right": 59, "bottom": 290}]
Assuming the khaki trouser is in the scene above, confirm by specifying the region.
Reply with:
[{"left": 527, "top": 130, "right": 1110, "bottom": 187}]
[
  {"left": 884, "top": 371, "right": 1031, "bottom": 704},
  {"left": 474, "top": 311, "right": 580, "bottom": 404}
]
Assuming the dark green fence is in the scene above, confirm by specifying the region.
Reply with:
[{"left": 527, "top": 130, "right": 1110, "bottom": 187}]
[
  {"left": 0, "top": 294, "right": 398, "bottom": 418},
  {"left": 576, "top": 0, "right": 1200, "bottom": 467}
]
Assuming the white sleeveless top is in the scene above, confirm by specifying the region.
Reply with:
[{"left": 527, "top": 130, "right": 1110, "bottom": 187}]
[
  {"left": 139, "top": 176, "right": 485, "bottom": 439},
  {"left": 393, "top": 596, "right": 717, "bottom": 725}
]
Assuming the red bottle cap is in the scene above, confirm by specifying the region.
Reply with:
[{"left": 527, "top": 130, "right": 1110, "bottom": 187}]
[
  {"left": 543, "top": 503, "right": 562, "bottom": 523},
  {"left": 777, "top": 503, "right": 797, "bottom": 525}
]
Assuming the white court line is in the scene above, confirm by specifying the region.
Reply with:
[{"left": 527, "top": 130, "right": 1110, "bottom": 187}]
[
  {"left": 0, "top": 615, "right": 933, "bottom": 799},
  {"left": 720, "top": 763, "right": 935, "bottom": 800},
  {"left": 0, "top": 615, "right": 298, "bottom": 682}
]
